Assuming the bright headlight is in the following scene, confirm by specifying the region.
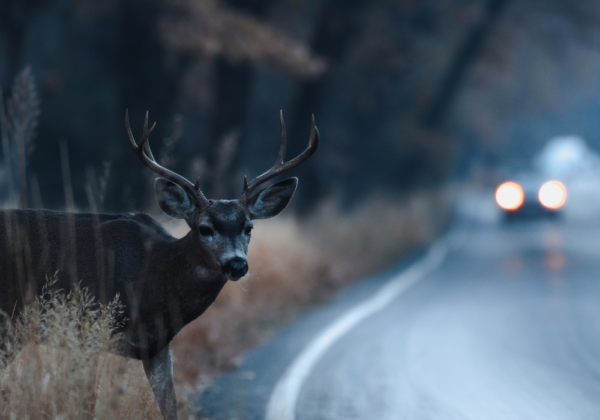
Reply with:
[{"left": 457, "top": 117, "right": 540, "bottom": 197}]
[
  {"left": 538, "top": 181, "right": 566, "bottom": 209},
  {"left": 496, "top": 182, "right": 524, "bottom": 210}
]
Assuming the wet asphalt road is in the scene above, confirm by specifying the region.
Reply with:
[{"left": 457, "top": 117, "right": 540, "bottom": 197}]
[{"left": 199, "top": 220, "right": 600, "bottom": 420}]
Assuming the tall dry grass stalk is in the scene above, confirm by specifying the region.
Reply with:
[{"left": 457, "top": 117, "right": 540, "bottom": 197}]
[
  {"left": 0, "top": 275, "right": 162, "bottom": 419},
  {"left": 0, "top": 67, "right": 40, "bottom": 209}
]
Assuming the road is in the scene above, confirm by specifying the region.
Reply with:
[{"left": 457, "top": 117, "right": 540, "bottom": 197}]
[{"left": 198, "top": 220, "right": 600, "bottom": 420}]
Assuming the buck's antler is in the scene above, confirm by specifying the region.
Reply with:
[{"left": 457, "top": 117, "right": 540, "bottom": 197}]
[
  {"left": 125, "top": 109, "right": 211, "bottom": 210},
  {"left": 239, "top": 111, "right": 319, "bottom": 204}
]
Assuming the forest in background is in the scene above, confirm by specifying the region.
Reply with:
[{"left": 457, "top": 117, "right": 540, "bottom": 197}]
[{"left": 2, "top": 0, "right": 600, "bottom": 213}]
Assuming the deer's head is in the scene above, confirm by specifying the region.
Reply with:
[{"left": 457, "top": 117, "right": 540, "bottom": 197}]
[{"left": 126, "top": 110, "right": 319, "bottom": 281}]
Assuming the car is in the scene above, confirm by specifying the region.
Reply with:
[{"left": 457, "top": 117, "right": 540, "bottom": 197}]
[{"left": 495, "top": 174, "right": 566, "bottom": 219}]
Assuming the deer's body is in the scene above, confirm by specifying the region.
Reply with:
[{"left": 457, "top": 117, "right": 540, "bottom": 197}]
[
  {"left": 0, "top": 110, "right": 319, "bottom": 419},
  {"left": 0, "top": 208, "right": 226, "bottom": 360}
]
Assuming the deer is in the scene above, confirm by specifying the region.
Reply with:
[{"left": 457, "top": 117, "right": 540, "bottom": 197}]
[{"left": 0, "top": 109, "right": 319, "bottom": 419}]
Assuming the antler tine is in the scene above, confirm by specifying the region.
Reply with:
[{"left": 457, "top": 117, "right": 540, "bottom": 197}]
[
  {"left": 125, "top": 109, "right": 139, "bottom": 151},
  {"left": 143, "top": 140, "right": 156, "bottom": 162},
  {"left": 141, "top": 111, "right": 157, "bottom": 162},
  {"left": 277, "top": 110, "right": 287, "bottom": 165},
  {"left": 126, "top": 109, "right": 157, "bottom": 162},
  {"left": 240, "top": 111, "right": 319, "bottom": 204},
  {"left": 125, "top": 110, "right": 211, "bottom": 210}
]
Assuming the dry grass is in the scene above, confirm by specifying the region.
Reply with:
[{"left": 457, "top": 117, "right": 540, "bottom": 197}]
[
  {"left": 0, "top": 275, "right": 162, "bottom": 419},
  {"left": 0, "top": 190, "right": 449, "bottom": 419},
  {"left": 170, "top": 190, "right": 450, "bottom": 409}
]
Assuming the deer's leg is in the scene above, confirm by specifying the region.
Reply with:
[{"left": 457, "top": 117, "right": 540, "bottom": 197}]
[{"left": 142, "top": 345, "right": 178, "bottom": 420}]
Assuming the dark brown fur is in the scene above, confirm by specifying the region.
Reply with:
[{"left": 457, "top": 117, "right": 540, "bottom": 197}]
[{"left": 0, "top": 208, "right": 226, "bottom": 360}]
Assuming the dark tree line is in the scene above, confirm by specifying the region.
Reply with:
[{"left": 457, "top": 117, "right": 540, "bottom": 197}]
[{"left": 1, "top": 0, "right": 599, "bottom": 212}]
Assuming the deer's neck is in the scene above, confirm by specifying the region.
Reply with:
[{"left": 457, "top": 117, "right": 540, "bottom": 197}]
[{"left": 166, "top": 232, "right": 227, "bottom": 325}]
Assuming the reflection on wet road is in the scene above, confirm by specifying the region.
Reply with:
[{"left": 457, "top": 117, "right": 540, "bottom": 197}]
[{"left": 296, "top": 221, "right": 600, "bottom": 420}]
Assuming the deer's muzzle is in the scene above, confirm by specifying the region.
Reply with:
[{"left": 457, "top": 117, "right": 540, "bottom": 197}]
[{"left": 223, "top": 257, "right": 248, "bottom": 280}]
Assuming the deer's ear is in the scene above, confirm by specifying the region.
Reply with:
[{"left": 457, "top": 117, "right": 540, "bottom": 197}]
[
  {"left": 155, "top": 178, "right": 197, "bottom": 219},
  {"left": 247, "top": 178, "right": 298, "bottom": 220}
]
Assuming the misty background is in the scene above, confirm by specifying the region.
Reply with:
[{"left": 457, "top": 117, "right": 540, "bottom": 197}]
[{"left": 1, "top": 0, "right": 600, "bottom": 212}]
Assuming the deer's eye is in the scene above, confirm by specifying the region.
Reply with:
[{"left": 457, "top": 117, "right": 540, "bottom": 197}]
[
  {"left": 199, "top": 226, "right": 214, "bottom": 237},
  {"left": 245, "top": 227, "right": 253, "bottom": 236}
]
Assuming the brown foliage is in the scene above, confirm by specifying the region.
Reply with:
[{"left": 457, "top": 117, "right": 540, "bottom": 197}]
[{"left": 159, "top": 0, "right": 326, "bottom": 79}]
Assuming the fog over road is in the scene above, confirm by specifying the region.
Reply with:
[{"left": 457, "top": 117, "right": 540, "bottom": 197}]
[{"left": 199, "top": 219, "right": 600, "bottom": 420}]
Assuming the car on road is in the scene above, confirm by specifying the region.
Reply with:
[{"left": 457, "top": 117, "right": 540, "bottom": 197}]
[
  {"left": 495, "top": 174, "right": 566, "bottom": 219},
  {"left": 494, "top": 136, "right": 599, "bottom": 219}
]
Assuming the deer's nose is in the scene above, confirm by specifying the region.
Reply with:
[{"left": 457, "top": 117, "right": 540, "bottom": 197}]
[{"left": 223, "top": 257, "right": 248, "bottom": 280}]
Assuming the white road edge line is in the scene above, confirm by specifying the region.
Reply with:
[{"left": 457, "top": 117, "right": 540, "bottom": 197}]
[{"left": 265, "top": 240, "right": 448, "bottom": 420}]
